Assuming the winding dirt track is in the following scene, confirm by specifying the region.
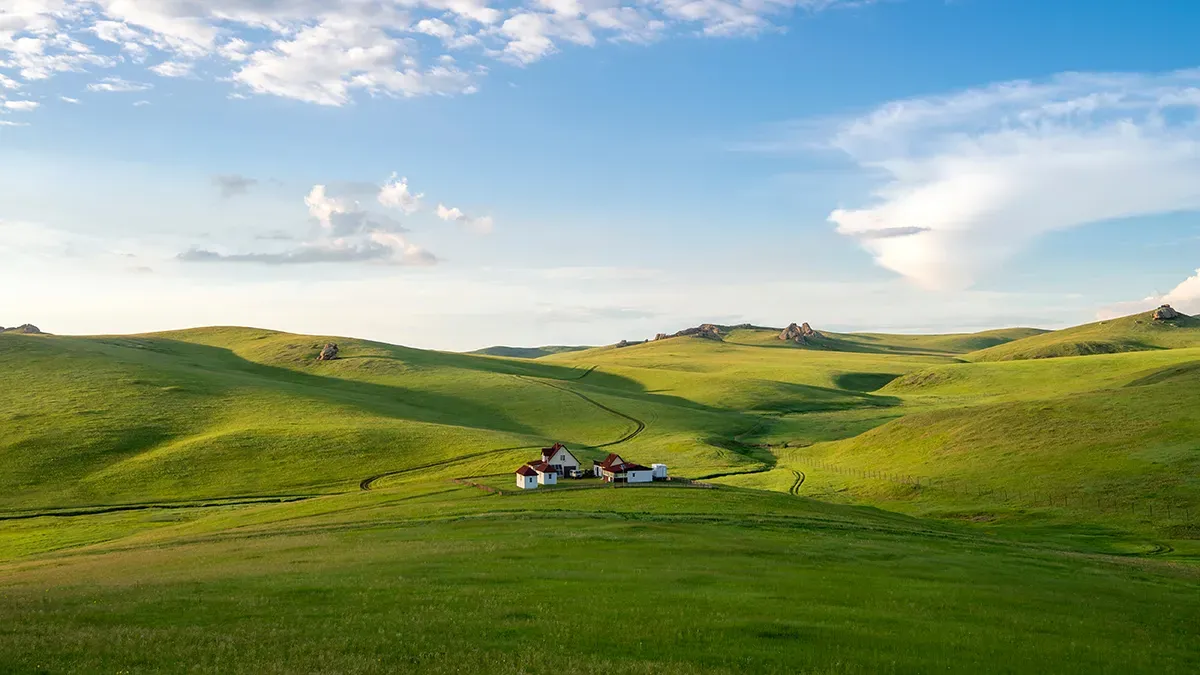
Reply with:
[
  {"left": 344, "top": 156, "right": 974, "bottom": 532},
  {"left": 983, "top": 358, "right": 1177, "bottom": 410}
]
[
  {"left": 359, "top": 369, "right": 645, "bottom": 491},
  {"left": 788, "top": 470, "right": 806, "bottom": 496}
]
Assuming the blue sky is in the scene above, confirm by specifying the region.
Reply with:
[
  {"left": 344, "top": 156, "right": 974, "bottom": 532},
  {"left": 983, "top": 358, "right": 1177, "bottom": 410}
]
[{"left": 3, "top": 0, "right": 1200, "bottom": 349}]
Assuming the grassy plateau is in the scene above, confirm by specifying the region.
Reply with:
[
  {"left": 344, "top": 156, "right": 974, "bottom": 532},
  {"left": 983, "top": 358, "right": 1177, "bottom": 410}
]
[{"left": 1, "top": 311, "right": 1199, "bottom": 673}]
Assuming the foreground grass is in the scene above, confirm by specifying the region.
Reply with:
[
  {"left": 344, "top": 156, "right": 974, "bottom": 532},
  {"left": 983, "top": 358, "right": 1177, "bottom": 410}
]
[{"left": 1, "top": 485, "right": 1197, "bottom": 674}]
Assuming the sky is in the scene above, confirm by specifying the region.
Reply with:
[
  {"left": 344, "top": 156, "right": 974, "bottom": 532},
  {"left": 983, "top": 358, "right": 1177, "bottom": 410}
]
[{"left": 3, "top": 0, "right": 1200, "bottom": 350}]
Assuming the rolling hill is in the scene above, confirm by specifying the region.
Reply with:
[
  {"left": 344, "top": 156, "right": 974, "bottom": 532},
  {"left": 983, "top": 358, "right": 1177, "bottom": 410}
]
[
  {"left": 969, "top": 308, "right": 1200, "bottom": 361},
  {"left": 469, "top": 345, "right": 593, "bottom": 359},
  {"left": 2, "top": 314, "right": 1199, "bottom": 673}
]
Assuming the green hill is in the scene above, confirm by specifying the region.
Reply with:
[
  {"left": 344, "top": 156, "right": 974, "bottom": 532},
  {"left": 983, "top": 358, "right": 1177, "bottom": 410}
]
[
  {"left": 969, "top": 310, "right": 1200, "bottom": 361},
  {"left": 2, "top": 317, "right": 1199, "bottom": 673},
  {"left": 469, "top": 344, "right": 592, "bottom": 359}
]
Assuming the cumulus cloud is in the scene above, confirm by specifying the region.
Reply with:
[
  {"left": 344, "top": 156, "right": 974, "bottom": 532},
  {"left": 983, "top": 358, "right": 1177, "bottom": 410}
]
[
  {"left": 212, "top": 174, "right": 258, "bottom": 198},
  {"left": 436, "top": 203, "right": 494, "bottom": 234},
  {"left": 819, "top": 70, "right": 1200, "bottom": 289},
  {"left": 1101, "top": 268, "right": 1200, "bottom": 319},
  {"left": 181, "top": 180, "right": 436, "bottom": 266},
  {"left": 378, "top": 174, "right": 424, "bottom": 215},
  {"left": 0, "top": 0, "right": 866, "bottom": 108}
]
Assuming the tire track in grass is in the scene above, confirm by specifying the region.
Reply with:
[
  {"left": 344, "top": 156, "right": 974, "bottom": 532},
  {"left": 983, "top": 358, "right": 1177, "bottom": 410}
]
[
  {"left": 360, "top": 370, "right": 644, "bottom": 491},
  {"left": 789, "top": 470, "right": 806, "bottom": 496}
]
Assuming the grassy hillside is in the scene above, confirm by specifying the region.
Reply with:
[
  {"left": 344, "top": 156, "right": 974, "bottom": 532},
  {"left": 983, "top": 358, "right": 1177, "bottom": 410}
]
[
  {"left": 2, "top": 317, "right": 1199, "bottom": 673},
  {"left": 717, "top": 325, "right": 1046, "bottom": 355},
  {"left": 970, "top": 310, "right": 1200, "bottom": 361},
  {"left": 3, "top": 484, "right": 1199, "bottom": 674},
  {"left": 469, "top": 345, "right": 592, "bottom": 359}
]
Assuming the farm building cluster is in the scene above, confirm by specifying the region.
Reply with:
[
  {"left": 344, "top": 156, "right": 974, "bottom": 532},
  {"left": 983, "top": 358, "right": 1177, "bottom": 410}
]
[{"left": 515, "top": 443, "right": 667, "bottom": 489}]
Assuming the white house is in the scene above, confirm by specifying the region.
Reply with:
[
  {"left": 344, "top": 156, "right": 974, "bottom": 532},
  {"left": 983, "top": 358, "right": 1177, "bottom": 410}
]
[
  {"left": 539, "top": 443, "right": 580, "bottom": 476},
  {"left": 530, "top": 461, "right": 558, "bottom": 486},
  {"left": 594, "top": 453, "right": 654, "bottom": 483},
  {"left": 515, "top": 465, "right": 539, "bottom": 490}
]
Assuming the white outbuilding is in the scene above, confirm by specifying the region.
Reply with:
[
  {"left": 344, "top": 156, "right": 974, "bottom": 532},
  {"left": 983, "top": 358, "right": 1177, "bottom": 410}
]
[
  {"left": 515, "top": 465, "right": 539, "bottom": 489},
  {"left": 652, "top": 464, "right": 668, "bottom": 480},
  {"left": 531, "top": 461, "right": 558, "bottom": 486}
]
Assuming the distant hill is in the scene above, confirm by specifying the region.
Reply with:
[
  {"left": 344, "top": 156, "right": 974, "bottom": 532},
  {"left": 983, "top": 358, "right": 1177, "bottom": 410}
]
[
  {"left": 470, "top": 345, "right": 592, "bottom": 359},
  {"left": 717, "top": 325, "right": 1047, "bottom": 356},
  {"left": 969, "top": 309, "right": 1200, "bottom": 362}
]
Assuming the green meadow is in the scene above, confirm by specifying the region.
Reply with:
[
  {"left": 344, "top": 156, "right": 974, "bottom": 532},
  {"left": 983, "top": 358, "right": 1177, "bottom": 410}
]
[{"left": 2, "top": 311, "right": 1200, "bottom": 673}]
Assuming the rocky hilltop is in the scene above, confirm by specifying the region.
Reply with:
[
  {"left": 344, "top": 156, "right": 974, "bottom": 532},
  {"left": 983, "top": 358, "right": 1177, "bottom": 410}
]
[
  {"left": 779, "top": 322, "right": 821, "bottom": 344},
  {"left": 658, "top": 323, "right": 724, "bottom": 341},
  {"left": 1153, "top": 304, "right": 1188, "bottom": 321},
  {"left": 1, "top": 324, "right": 45, "bottom": 334}
]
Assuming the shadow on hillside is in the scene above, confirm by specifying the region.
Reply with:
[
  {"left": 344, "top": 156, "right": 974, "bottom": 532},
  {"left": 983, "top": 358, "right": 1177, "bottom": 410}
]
[
  {"left": 86, "top": 337, "right": 601, "bottom": 438},
  {"left": 834, "top": 372, "right": 901, "bottom": 393}
]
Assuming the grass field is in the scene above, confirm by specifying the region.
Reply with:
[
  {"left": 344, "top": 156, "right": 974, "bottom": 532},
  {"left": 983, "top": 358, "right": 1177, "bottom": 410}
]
[{"left": 2, "top": 310, "right": 1198, "bottom": 673}]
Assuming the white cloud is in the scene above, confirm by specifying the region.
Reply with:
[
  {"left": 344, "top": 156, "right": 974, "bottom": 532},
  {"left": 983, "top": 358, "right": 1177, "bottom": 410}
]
[
  {"left": 181, "top": 181, "right": 435, "bottom": 266},
  {"left": 0, "top": 0, "right": 866, "bottom": 107},
  {"left": 1101, "top": 268, "right": 1200, "bottom": 318},
  {"left": 87, "top": 76, "right": 153, "bottom": 92},
  {"left": 60, "top": 95, "right": 80, "bottom": 103},
  {"left": 0, "top": 120, "right": 30, "bottom": 127},
  {"left": 436, "top": 203, "right": 494, "bottom": 234},
  {"left": 149, "top": 60, "right": 192, "bottom": 77},
  {"left": 3, "top": 99, "right": 39, "bottom": 111},
  {"left": 378, "top": 174, "right": 424, "bottom": 215},
  {"left": 819, "top": 70, "right": 1200, "bottom": 289}
]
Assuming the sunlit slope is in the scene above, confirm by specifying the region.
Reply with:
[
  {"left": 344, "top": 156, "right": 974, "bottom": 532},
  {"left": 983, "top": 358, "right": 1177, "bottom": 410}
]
[
  {"left": 3, "top": 484, "right": 1198, "bottom": 674},
  {"left": 0, "top": 328, "right": 631, "bottom": 510},
  {"left": 722, "top": 326, "right": 1047, "bottom": 355},
  {"left": 969, "top": 310, "right": 1200, "bottom": 362},
  {"left": 776, "top": 348, "right": 1200, "bottom": 528}
]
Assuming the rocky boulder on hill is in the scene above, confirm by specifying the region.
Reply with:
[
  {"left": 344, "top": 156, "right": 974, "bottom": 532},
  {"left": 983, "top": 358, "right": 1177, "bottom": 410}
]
[
  {"left": 2, "top": 324, "right": 44, "bottom": 334},
  {"left": 779, "top": 322, "right": 821, "bottom": 344},
  {"left": 653, "top": 333, "right": 670, "bottom": 341},
  {"left": 317, "top": 343, "right": 340, "bottom": 361},
  {"left": 670, "top": 323, "right": 724, "bottom": 341},
  {"left": 1153, "top": 305, "right": 1186, "bottom": 321}
]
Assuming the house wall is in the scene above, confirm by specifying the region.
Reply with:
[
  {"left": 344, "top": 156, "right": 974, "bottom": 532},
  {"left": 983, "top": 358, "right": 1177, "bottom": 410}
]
[
  {"left": 546, "top": 449, "right": 580, "bottom": 474},
  {"left": 627, "top": 469, "right": 653, "bottom": 484},
  {"left": 538, "top": 471, "right": 557, "bottom": 485},
  {"left": 516, "top": 474, "right": 538, "bottom": 489}
]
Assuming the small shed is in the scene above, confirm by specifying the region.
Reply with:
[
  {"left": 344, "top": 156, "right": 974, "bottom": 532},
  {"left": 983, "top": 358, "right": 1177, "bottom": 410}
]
[
  {"left": 652, "top": 464, "right": 668, "bottom": 480},
  {"left": 515, "top": 465, "right": 539, "bottom": 490}
]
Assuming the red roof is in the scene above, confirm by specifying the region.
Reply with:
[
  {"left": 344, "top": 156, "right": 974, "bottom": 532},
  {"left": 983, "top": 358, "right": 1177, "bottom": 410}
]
[
  {"left": 527, "top": 460, "right": 554, "bottom": 473},
  {"left": 624, "top": 464, "right": 652, "bottom": 472},
  {"left": 516, "top": 465, "right": 538, "bottom": 477},
  {"left": 596, "top": 453, "right": 625, "bottom": 470}
]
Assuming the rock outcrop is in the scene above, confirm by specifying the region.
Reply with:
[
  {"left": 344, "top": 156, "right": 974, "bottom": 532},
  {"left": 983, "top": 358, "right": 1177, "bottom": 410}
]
[
  {"left": 2, "top": 324, "right": 44, "bottom": 334},
  {"left": 1153, "top": 304, "right": 1185, "bottom": 321},
  {"left": 669, "top": 324, "right": 723, "bottom": 341},
  {"left": 615, "top": 339, "right": 645, "bottom": 348},
  {"left": 654, "top": 333, "right": 670, "bottom": 341},
  {"left": 317, "top": 343, "right": 340, "bottom": 360},
  {"left": 779, "top": 322, "right": 820, "bottom": 344}
]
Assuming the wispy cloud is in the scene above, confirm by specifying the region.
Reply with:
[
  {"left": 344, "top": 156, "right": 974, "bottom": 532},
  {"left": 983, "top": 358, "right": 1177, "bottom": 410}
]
[
  {"left": 777, "top": 69, "right": 1200, "bottom": 289},
  {"left": 87, "top": 77, "right": 153, "bottom": 93},
  {"left": 212, "top": 174, "right": 258, "bottom": 198}
]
